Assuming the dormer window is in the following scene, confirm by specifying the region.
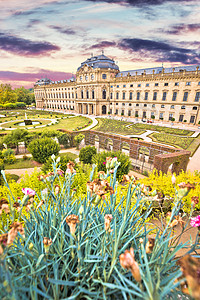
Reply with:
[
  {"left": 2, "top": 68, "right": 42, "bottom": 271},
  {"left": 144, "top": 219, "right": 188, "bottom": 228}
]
[{"left": 102, "top": 74, "right": 107, "bottom": 79}]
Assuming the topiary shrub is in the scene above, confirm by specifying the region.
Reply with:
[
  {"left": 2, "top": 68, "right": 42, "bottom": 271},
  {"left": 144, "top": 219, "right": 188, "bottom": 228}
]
[
  {"left": 92, "top": 150, "right": 131, "bottom": 179},
  {"left": 79, "top": 146, "right": 97, "bottom": 164},
  {"left": 27, "top": 137, "right": 60, "bottom": 163}
]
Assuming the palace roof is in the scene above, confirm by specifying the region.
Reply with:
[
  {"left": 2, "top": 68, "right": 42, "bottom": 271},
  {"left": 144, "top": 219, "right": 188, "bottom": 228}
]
[
  {"left": 116, "top": 65, "right": 200, "bottom": 77},
  {"left": 77, "top": 54, "right": 119, "bottom": 71}
]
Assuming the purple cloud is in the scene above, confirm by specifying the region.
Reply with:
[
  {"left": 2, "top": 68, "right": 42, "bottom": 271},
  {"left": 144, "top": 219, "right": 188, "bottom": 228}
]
[
  {"left": 88, "top": 41, "right": 117, "bottom": 49},
  {"left": 85, "top": 0, "right": 198, "bottom": 7},
  {"left": 0, "top": 69, "right": 73, "bottom": 88},
  {"left": 119, "top": 38, "right": 200, "bottom": 64},
  {"left": 49, "top": 25, "right": 77, "bottom": 35},
  {"left": 0, "top": 32, "right": 60, "bottom": 56},
  {"left": 163, "top": 23, "right": 200, "bottom": 35}
]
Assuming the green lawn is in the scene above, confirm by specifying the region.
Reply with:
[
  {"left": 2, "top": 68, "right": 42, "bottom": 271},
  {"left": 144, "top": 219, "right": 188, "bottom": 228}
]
[
  {"left": 5, "top": 158, "right": 38, "bottom": 169},
  {"left": 0, "top": 109, "right": 90, "bottom": 132},
  {"left": 4, "top": 152, "right": 78, "bottom": 170}
]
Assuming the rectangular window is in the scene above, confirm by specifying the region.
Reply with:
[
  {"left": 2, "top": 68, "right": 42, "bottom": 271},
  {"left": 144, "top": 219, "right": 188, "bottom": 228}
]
[
  {"left": 190, "top": 116, "right": 195, "bottom": 123},
  {"left": 137, "top": 92, "right": 140, "bottom": 100},
  {"left": 159, "top": 112, "right": 164, "bottom": 119},
  {"left": 128, "top": 110, "right": 131, "bottom": 116},
  {"left": 164, "top": 83, "right": 169, "bottom": 86},
  {"left": 162, "top": 91, "right": 167, "bottom": 101},
  {"left": 116, "top": 92, "right": 119, "bottom": 100},
  {"left": 172, "top": 92, "right": 177, "bottom": 101},
  {"left": 122, "top": 103, "right": 125, "bottom": 106},
  {"left": 155, "top": 83, "right": 159, "bottom": 86},
  {"left": 138, "top": 84, "right": 141, "bottom": 87},
  {"left": 146, "top": 83, "right": 149, "bottom": 87},
  {"left": 130, "top": 84, "right": 133, "bottom": 87},
  {"left": 198, "top": 82, "right": 200, "bottom": 85},
  {"left": 181, "top": 106, "right": 185, "bottom": 109},
  {"left": 143, "top": 111, "right": 146, "bottom": 118},
  {"left": 169, "top": 113, "right": 173, "bottom": 121},
  {"left": 179, "top": 114, "right": 184, "bottom": 122},
  {"left": 152, "top": 104, "right": 155, "bottom": 108},
  {"left": 161, "top": 105, "right": 165, "bottom": 108},
  {"left": 195, "top": 92, "right": 200, "bottom": 102},
  {"left": 151, "top": 112, "right": 155, "bottom": 118},
  {"left": 144, "top": 92, "right": 148, "bottom": 100},
  {"left": 117, "top": 85, "right": 119, "bottom": 88},
  {"left": 115, "top": 109, "right": 118, "bottom": 114},
  {"left": 153, "top": 92, "right": 157, "bottom": 100},
  {"left": 135, "top": 110, "right": 138, "bottom": 117},
  {"left": 183, "top": 92, "right": 188, "bottom": 101},
  {"left": 110, "top": 109, "right": 112, "bottom": 114},
  {"left": 123, "top": 85, "right": 126, "bottom": 88},
  {"left": 186, "top": 82, "right": 191, "bottom": 86},
  {"left": 121, "top": 109, "right": 124, "bottom": 115},
  {"left": 171, "top": 105, "right": 175, "bottom": 109},
  {"left": 110, "top": 92, "right": 113, "bottom": 99},
  {"left": 129, "top": 92, "right": 132, "bottom": 100},
  {"left": 175, "top": 82, "right": 179, "bottom": 86},
  {"left": 123, "top": 92, "right": 125, "bottom": 100}
]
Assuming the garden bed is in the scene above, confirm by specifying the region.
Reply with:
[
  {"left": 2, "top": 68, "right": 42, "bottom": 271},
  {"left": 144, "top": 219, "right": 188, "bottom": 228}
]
[
  {"left": 148, "top": 132, "right": 195, "bottom": 149},
  {"left": 94, "top": 118, "right": 145, "bottom": 135}
]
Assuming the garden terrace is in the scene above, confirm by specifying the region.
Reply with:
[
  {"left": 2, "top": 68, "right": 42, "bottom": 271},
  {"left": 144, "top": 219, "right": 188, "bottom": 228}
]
[{"left": 71, "top": 130, "right": 191, "bottom": 174}]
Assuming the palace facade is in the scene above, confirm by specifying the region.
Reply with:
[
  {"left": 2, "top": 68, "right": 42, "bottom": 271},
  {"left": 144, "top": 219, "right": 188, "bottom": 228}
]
[{"left": 34, "top": 54, "right": 200, "bottom": 124}]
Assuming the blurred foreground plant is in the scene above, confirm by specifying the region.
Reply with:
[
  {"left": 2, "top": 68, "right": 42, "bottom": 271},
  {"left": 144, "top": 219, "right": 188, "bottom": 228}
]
[{"left": 0, "top": 156, "right": 199, "bottom": 299}]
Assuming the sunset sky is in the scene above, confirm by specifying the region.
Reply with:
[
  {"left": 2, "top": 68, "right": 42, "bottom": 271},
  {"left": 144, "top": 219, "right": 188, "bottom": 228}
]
[{"left": 0, "top": 0, "right": 199, "bottom": 88}]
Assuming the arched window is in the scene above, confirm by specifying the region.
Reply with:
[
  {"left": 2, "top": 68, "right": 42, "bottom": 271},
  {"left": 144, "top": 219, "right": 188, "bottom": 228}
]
[
  {"left": 102, "top": 105, "right": 107, "bottom": 114},
  {"left": 102, "top": 89, "right": 106, "bottom": 99},
  {"left": 92, "top": 90, "right": 95, "bottom": 99},
  {"left": 81, "top": 90, "right": 84, "bottom": 99},
  {"left": 86, "top": 90, "right": 89, "bottom": 99}
]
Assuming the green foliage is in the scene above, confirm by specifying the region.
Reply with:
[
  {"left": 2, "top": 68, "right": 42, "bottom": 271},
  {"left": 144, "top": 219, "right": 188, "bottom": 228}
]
[
  {"left": 58, "top": 133, "right": 71, "bottom": 148},
  {"left": 42, "top": 153, "right": 76, "bottom": 173},
  {"left": 3, "top": 129, "right": 29, "bottom": 148},
  {"left": 140, "top": 170, "right": 200, "bottom": 214},
  {"left": 41, "top": 129, "right": 62, "bottom": 139},
  {"left": 28, "top": 137, "right": 60, "bottom": 163},
  {"left": 79, "top": 145, "right": 97, "bottom": 164},
  {"left": 74, "top": 133, "right": 85, "bottom": 149},
  {"left": 92, "top": 150, "right": 131, "bottom": 179},
  {"left": 0, "top": 160, "right": 198, "bottom": 299}
]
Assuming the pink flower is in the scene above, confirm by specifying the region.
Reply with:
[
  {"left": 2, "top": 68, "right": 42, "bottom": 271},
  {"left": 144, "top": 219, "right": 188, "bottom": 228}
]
[
  {"left": 22, "top": 188, "right": 36, "bottom": 197},
  {"left": 190, "top": 215, "right": 200, "bottom": 227},
  {"left": 103, "top": 162, "right": 106, "bottom": 165}
]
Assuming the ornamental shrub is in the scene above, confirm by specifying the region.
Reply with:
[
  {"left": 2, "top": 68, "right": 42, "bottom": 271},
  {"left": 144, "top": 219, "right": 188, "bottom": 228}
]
[
  {"left": 28, "top": 137, "right": 60, "bottom": 163},
  {"left": 42, "top": 153, "right": 76, "bottom": 173},
  {"left": 58, "top": 133, "right": 71, "bottom": 148},
  {"left": 92, "top": 150, "right": 131, "bottom": 179},
  {"left": 79, "top": 145, "right": 97, "bottom": 164},
  {"left": 74, "top": 133, "right": 84, "bottom": 149}
]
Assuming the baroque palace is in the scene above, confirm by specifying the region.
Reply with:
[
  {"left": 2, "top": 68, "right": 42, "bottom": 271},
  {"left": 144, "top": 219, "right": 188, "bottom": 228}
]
[{"left": 34, "top": 54, "right": 200, "bottom": 124}]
